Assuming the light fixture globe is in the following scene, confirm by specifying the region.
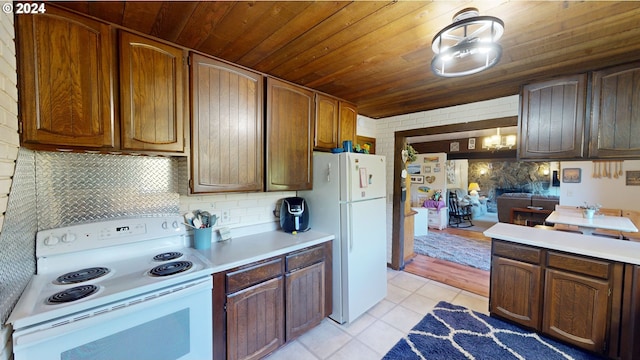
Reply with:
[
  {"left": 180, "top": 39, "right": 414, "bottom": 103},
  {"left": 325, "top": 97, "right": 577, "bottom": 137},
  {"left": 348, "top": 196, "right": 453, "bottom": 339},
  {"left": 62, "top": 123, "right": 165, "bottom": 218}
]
[{"left": 431, "top": 8, "right": 504, "bottom": 77}]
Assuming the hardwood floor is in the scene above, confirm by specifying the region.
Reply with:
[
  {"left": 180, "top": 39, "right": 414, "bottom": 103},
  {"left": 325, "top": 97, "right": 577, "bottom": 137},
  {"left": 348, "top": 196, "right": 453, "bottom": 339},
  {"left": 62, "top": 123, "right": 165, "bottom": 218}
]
[{"left": 404, "top": 227, "right": 490, "bottom": 298}]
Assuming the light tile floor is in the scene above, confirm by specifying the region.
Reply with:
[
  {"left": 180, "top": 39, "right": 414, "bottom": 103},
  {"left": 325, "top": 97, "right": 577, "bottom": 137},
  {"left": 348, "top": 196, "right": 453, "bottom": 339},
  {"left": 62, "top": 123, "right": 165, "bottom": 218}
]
[{"left": 266, "top": 269, "right": 489, "bottom": 360}]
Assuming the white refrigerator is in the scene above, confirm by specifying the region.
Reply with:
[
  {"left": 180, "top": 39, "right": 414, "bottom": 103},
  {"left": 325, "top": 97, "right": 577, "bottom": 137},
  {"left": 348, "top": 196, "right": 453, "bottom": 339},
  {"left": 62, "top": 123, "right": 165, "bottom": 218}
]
[{"left": 300, "top": 152, "right": 387, "bottom": 324}]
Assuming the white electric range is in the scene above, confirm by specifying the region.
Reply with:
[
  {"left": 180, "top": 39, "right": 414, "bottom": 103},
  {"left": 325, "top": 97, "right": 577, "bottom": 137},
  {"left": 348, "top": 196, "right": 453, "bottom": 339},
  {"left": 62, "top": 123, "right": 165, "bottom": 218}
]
[{"left": 7, "top": 216, "right": 214, "bottom": 360}]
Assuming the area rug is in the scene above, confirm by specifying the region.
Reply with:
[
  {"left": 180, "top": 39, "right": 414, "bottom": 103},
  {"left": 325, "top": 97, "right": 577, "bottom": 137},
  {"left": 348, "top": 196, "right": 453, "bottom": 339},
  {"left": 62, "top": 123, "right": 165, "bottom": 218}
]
[
  {"left": 383, "top": 301, "right": 600, "bottom": 360},
  {"left": 414, "top": 233, "right": 490, "bottom": 271}
]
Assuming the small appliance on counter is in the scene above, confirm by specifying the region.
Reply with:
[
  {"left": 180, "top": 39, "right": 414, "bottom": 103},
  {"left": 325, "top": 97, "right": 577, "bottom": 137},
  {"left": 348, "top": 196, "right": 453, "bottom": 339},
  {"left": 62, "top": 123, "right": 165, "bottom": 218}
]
[{"left": 280, "top": 197, "right": 310, "bottom": 233}]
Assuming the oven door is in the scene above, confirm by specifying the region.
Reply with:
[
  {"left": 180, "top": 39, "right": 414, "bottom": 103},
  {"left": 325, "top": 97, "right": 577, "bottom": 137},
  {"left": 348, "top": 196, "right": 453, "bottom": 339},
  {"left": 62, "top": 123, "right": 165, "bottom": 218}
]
[{"left": 13, "top": 277, "right": 212, "bottom": 360}]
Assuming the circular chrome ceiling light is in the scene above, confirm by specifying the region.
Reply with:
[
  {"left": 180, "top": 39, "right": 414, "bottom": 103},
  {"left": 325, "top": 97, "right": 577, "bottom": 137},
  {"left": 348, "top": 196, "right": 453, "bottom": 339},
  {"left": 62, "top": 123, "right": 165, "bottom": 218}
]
[{"left": 431, "top": 8, "right": 504, "bottom": 78}]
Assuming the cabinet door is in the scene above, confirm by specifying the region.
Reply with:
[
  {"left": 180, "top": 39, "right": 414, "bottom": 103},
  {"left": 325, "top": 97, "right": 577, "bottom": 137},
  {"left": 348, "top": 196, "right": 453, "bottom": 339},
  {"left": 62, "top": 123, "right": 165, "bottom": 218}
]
[
  {"left": 338, "top": 101, "right": 357, "bottom": 146},
  {"left": 519, "top": 75, "right": 587, "bottom": 159},
  {"left": 119, "top": 31, "right": 185, "bottom": 153},
  {"left": 285, "top": 261, "right": 325, "bottom": 340},
  {"left": 190, "top": 54, "right": 263, "bottom": 193},
  {"left": 314, "top": 94, "right": 339, "bottom": 151},
  {"left": 266, "top": 78, "right": 314, "bottom": 191},
  {"left": 490, "top": 256, "right": 543, "bottom": 329},
  {"left": 590, "top": 62, "right": 640, "bottom": 158},
  {"left": 227, "top": 276, "right": 285, "bottom": 360},
  {"left": 543, "top": 269, "right": 609, "bottom": 353},
  {"left": 17, "top": 7, "right": 115, "bottom": 149}
]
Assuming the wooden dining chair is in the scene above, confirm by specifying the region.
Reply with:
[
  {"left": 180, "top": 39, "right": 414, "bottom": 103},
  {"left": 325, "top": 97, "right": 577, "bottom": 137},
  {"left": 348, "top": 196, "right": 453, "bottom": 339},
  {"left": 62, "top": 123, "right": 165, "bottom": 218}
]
[{"left": 622, "top": 210, "right": 640, "bottom": 242}]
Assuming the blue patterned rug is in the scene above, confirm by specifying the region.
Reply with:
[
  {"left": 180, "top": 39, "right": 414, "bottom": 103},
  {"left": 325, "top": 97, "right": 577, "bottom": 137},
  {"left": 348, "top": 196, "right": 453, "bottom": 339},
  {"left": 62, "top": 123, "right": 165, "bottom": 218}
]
[
  {"left": 414, "top": 233, "right": 490, "bottom": 271},
  {"left": 383, "top": 301, "right": 600, "bottom": 360}
]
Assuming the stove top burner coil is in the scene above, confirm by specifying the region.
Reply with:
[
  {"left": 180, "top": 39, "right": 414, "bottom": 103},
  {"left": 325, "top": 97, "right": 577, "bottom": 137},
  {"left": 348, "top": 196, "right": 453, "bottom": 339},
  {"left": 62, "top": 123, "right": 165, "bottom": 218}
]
[
  {"left": 47, "top": 285, "right": 99, "bottom": 304},
  {"left": 149, "top": 261, "right": 193, "bottom": 277},
  {"left": 55, "top": 267, "right": 110, "bottom": 284},
  {"left": 153, "top": 252, "right": 184, "bottom": 261}
]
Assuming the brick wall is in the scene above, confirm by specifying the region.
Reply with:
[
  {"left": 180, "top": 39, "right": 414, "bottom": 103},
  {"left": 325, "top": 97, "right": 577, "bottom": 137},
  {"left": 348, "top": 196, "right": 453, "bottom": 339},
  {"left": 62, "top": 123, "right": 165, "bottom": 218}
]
[{"left": 0, "top": 10, "right": 18, "bottom": 360}]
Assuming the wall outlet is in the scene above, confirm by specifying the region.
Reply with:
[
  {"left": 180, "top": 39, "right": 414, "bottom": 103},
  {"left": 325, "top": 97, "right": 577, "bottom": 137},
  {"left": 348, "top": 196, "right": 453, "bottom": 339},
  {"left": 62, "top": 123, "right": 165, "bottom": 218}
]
[{"left": 219, "top": 210, "right": 231, "bottom": 224}]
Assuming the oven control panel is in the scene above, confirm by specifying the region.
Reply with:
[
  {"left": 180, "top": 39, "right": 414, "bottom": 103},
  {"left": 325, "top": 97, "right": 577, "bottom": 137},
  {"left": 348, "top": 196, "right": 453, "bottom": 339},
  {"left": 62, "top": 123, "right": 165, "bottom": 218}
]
[{"left": 36, "top": 216, "right": 186, "bottom": 257}]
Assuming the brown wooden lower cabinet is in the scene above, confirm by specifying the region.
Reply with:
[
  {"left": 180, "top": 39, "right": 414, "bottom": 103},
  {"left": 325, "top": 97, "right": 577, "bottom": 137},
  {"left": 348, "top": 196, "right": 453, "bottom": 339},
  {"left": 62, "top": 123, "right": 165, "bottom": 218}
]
[
  {"left": 490, "top": 256, "right": 542, "bottom": 329},
  {"left": 213, "top": 242, "right": 332, "bottom": 360},
  {"left": 285, "top": 261, "right": 325, "bottom": 340},
  {"left": 542, "top": 269, "right": 610, "bottom": 353},
  {"left": 490, "top": 239, "right": 627, "bottom": 358},
  {"left": 226, "top": 277, "right": 284, "bottom": 360}
]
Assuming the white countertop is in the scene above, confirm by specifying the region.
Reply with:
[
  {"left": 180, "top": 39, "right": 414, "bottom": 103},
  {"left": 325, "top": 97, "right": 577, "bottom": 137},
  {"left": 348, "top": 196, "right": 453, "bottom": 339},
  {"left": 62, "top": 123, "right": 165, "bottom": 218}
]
[
  {"left": 484, "top": 223, "right": 640, "bottom": 266},
  {"left": 194, "top": 230, "right": 335, "bottom": 273}
]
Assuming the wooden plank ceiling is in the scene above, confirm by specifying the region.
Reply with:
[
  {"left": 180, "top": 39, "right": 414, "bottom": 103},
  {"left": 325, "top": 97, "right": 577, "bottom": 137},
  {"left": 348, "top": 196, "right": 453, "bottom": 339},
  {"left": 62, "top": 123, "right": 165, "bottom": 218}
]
[{"left": 54, "top": 1, "right": 640, "bottom": 119}]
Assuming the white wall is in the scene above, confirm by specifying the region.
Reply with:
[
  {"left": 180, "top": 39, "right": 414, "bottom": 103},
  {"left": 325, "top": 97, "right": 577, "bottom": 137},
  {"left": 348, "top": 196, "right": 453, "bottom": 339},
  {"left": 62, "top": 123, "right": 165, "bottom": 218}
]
[
  {"left": 0, "top": 10, "right": 17, "bottom": 360},
  {"left": 558, "top": 160, "right": 640, "bottom": 210}
]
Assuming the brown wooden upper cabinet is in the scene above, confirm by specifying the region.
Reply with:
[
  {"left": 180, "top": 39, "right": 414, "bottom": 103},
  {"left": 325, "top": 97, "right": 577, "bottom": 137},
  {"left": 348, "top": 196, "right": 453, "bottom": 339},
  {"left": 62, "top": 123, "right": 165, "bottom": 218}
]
[
  {"left": 589, "top": 62, "right": 640, "bottom": 158},
  {"left": 266, "top": 78, "right": 314, "bottom": 191},
  {"left": 189, "top": 54, "right": 263, "bottom": 193},
  {"left": 314, "top": 94, "right": 358, "bottom": 152},
  {"left": 518, "top": 74, "right": 587, "bottom": 159},
  {"left": 119, "top": 31, "right": 186, "bottom": 153},
  {"left": 314, "top": 94, "right": 339, "bottom": 151},
  {"left": 16, "top": 7, "right": 116, "bottom": 149},
  {"left": 338, "top": 101, "right": 358, "bottom": 147}
]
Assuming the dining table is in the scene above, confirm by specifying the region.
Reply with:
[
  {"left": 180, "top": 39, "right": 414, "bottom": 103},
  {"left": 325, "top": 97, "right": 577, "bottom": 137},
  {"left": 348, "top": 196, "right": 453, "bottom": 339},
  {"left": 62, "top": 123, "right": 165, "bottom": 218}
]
[{"left": 545, "top": 208, "right": 639, "bottom": 236}]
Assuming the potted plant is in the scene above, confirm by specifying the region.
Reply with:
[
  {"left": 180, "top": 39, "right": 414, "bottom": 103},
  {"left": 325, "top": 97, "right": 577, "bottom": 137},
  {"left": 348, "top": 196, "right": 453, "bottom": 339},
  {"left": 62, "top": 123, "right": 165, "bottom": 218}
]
[{"left": 580, "top": 202, "right": 601, "bottom": 219}]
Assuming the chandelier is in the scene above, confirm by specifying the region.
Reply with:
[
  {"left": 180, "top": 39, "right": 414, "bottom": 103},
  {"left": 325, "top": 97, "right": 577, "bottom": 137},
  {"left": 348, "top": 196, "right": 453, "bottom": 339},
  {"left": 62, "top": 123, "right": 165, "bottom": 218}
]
[
  {"left": 483, "top": 128, "right": 516, "bottom": 150},
  {"left": 431, "top": 8, "right": 504, "bottom": 77}
]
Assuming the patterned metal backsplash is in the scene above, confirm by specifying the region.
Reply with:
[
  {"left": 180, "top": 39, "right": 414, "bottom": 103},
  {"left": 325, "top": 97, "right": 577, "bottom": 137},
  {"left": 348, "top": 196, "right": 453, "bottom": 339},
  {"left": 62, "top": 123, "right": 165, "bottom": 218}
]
[
  {"left": 0, "top": 148, "right": 37, "bottom": 324},
  {"left": 36, "top": 152, "right": 182, "bottom": 229},
  {"left": 0, "top": 149, "right": 183, "bottom": 325}
]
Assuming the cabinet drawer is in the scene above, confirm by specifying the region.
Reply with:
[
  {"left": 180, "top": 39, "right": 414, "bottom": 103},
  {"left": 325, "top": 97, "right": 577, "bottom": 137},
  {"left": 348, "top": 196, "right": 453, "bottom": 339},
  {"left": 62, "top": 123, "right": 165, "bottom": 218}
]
[
  {"left": 546, "top": 251, "right": 610, "bottom": 279},
  {"left": 492, "top": 240, "right": 542, "bottom": 264},
  {"left": 226, "top": 257, "right": 283, "bottom": 294},
  {"left": 286, "top": 245, "right": 324, "bottom": 272}
]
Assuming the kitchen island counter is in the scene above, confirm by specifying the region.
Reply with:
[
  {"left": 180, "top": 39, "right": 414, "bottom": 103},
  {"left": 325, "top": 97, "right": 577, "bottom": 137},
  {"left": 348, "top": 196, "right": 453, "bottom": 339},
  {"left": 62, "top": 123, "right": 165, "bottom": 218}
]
[
  {"left": 195, "top": 229, "right": 334, "bottom": 273},
  {"left": 484, "top": 222, "right": 640, "bottom": 265}
]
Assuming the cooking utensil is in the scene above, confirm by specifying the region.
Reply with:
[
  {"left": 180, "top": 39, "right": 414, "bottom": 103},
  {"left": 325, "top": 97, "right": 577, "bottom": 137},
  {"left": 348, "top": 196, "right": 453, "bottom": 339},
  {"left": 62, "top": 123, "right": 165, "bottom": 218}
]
[
  {"left": 184, "top": 212, "right": 195, "bottom": 226},
  {"left": 200, "top": 211, "right": 211, "bottom": 228},
  {"left": 192, "top": 217, "right": 203, "bottom": 228},
  {"left": 619, "top": 161, "right": 623, "bottom": 176},
  {"left": 614, "top": 162, "right": 619, "bottom": 179}
]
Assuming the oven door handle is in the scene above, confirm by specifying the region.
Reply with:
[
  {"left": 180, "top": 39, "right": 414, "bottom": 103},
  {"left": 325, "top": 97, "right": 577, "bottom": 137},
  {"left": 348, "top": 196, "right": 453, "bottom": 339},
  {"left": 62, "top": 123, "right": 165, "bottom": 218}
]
[{"left": 13, "top": 277, "right": 212, "bottom": 348}]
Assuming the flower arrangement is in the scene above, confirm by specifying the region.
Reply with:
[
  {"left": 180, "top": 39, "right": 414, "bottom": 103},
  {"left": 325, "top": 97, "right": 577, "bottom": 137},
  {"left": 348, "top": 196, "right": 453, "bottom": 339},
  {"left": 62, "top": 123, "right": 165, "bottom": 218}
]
[
  {"left": 432, "top": 189, "right": 442, "bottom": 201},
  {"left": 580, "top": 202, "right": 601, "bottom": 211}
]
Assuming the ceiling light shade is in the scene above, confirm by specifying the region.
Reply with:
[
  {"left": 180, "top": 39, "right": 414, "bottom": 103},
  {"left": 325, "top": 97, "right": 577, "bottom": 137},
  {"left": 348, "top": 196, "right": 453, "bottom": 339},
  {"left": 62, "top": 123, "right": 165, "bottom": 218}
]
[
  {"left": 482, "top": 127, "right": 516, "bottom": 150},
  {"left": 431, "top": 8, "right": 504, "bottom": 77}
]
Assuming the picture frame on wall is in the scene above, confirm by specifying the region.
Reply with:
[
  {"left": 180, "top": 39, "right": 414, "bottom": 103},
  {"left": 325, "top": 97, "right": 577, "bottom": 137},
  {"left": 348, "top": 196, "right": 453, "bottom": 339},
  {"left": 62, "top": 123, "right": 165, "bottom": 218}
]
[
  {"left": 423, "top": 166, "right": 431, "bottom": 173},
  {"left": 626, "top": 171, "right": 640, "bottom": 186},
  {"left": 410, "top": 175, "right": 424, "bottom": 184},
  {"left": 562, "top": 168, "right": 581, "bottom": 183}
]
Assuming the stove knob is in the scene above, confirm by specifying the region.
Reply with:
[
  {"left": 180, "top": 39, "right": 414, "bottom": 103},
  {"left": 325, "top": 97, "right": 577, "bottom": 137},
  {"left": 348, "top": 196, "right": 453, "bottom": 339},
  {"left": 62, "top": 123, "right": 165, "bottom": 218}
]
[
  {"left": 162, "top": 221, "right": 168, "bottom": 229},
  {"left": 172, "top": 221, "right": 180, "bottom": 229},
  {"left": 61, "top": 233, "right": 76, "bottom": 243},
  {"left": 44, "top": 236, "right": 59, "bottom": 246}
]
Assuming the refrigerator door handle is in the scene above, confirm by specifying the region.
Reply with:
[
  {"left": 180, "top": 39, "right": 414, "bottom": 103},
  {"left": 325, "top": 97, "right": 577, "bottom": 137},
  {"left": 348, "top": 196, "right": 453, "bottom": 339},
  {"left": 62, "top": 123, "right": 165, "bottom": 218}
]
[{"left": 348, "top": 203, "right": 353, "bottom": 252}]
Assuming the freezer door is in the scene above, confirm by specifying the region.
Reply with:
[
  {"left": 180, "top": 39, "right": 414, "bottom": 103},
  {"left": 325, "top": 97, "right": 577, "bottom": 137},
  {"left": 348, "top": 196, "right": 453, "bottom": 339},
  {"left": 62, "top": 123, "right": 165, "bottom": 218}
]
[
  {"left": 340, "top": 153, "right": 386, "bottom": 202},
  {"left": 341, "top": 197, "right": 387, "bottom": 323}
]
